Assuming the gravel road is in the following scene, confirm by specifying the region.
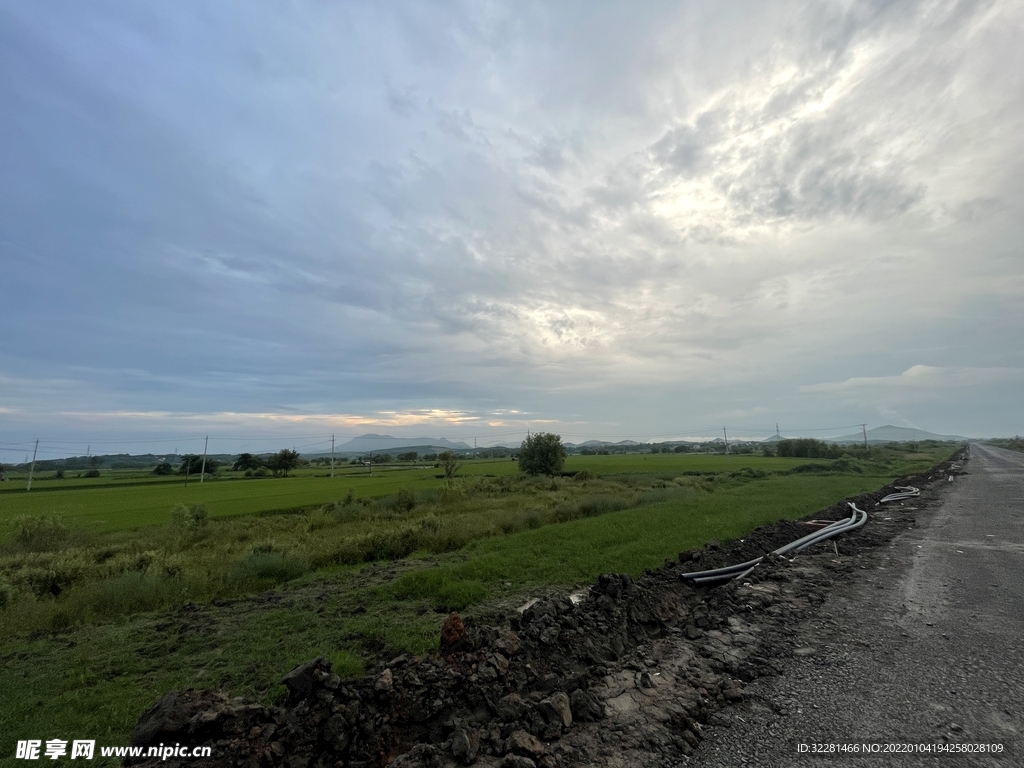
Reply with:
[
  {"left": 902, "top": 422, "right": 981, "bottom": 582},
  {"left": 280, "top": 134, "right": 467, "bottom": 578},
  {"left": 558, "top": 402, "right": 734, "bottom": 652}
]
[{"left": 694, "top": 443, "right": 1024, "bottom": 767}]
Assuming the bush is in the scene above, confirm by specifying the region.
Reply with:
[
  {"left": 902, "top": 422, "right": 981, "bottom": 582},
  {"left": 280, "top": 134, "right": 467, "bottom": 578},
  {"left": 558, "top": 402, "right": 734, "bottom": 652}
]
[
  {"left": 390, "top": 488, "right": 417, "bottom": 512},
  {"left": 82, "top": 572, "right": 180, "bottom": 619},
  {"left": 229, "top": 553, "right": 307, "bottom": 589},
  {"left": 10, "top": 514, "right": 70, "bottom": 552},
  {"left": 171, "top": 503, "right": 209, "bottom": 531},
  {"left": 775, "top": 438, "right": 841, "bottom": 459},
  {"left": 84, "top": 469, "right": 101, "bottom": 478},
  {"left": 518, "top": 433, "right": 566, "bottom": 476},
  {"left": 152, "top": 462, "right": 174, "bottom": 476}
]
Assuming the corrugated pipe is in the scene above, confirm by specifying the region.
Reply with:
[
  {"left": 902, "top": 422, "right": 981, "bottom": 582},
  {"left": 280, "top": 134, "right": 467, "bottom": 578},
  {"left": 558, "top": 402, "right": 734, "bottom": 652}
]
[
  {"left": 879, "top": 485, "right": 919, "bottom": 504},
  {"left": 681, "top": 502, "right": 868, "bottom": 584}
]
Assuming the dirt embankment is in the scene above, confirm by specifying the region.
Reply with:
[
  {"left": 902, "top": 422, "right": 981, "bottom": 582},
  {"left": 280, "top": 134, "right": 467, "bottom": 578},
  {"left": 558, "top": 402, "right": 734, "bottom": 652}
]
[{"left": 126, "top": 451, "right": 966, "bottom": 768}]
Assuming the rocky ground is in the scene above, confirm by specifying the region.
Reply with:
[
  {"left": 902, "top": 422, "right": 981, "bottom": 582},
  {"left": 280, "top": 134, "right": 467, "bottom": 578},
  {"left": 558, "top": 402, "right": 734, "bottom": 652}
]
[{"left": 126, "top": 450, "right": 966, "bottom": 768}]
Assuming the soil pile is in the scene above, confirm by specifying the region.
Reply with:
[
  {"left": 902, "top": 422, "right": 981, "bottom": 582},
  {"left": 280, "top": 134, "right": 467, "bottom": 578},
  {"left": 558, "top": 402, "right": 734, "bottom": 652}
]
[{"left": 126, "top": 450, "right": 966, "bottom": 768}]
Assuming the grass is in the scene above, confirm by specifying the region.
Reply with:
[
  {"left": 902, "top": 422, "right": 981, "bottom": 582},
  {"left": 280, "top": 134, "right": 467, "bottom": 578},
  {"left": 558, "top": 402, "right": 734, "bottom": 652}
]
[
  {"left": 0, "top": 444, "right": 958, "bottom": 765},
  {"left": 0, "top": 452, "right": 893, "bottom": 534}
]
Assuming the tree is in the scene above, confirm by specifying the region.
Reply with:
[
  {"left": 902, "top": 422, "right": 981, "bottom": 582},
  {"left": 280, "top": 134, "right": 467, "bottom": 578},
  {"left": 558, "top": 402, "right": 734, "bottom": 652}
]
[
  {"left": 397, "top": 452, "right": 418, "bottom": 462},
  {"left": 152, "top": 462, "right": 174, "bottom": 476},
  {"left": 438, "top": 450, "right": 462, "bottom": 479},
  {"left": 518, "top": 433, "right": 566, "bottom": 476},
  {"left": 232, "top": 453, "right": 264, "bottom": 472},
  {"left": 266, "top": 449, "right": 301, "bottom": 477},
  {"left": 177, "top": 454, "right": 202, "bottom": 479}
]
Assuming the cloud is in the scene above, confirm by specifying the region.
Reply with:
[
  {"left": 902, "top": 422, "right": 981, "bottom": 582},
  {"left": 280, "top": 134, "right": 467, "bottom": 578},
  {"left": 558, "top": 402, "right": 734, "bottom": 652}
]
[
  {"left": 1, "top": 0, "right": 1023, "bottom": 445},
  {"left": 804, "top": 365, "right": 1024, "bottom": 393}
]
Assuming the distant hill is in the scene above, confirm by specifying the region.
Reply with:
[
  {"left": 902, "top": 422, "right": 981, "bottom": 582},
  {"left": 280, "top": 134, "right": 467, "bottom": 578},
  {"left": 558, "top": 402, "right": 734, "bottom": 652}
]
[
  {"left": 335, "top": 434, "right": 472, "bottom": 453},
  {"left": 827, "top": 425, "right": 967, "bottom": 444}
]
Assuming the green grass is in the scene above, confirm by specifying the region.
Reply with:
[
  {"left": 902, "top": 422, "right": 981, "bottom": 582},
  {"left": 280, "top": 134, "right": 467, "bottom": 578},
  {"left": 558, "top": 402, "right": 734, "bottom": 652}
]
[{"left": 0, "top": 453, "right": 873, "bottom": 534}]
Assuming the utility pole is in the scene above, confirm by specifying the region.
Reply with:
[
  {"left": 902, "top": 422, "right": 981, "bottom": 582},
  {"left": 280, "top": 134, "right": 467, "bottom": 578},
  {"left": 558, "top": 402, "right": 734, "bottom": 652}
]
[
  {"left": 776, "top": 423, "right": 781, "bottom": 440},
  {"left": 331, "top": 434, "right": 336, "bottom": 478},
  {"left": 185, "top": 461, "right": 190, "bottom": 487},
  {"left": 26, "top": 439, "right": 39, "bottom": 491},
  {"left": 723, "top": 427, "right": 730, "bottom": 456},
  {"left": 200, "top": 436, "right": 208, "bottom": 483},
  {"left": 368, "top": 450, "right": 372, "bottom": 476},
  {"left": 860, "top": 424, "right": 868, "bottom": 451}
]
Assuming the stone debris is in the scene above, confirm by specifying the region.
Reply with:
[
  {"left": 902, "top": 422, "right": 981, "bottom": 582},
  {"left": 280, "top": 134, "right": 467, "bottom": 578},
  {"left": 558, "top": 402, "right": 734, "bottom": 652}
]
[{"left": 125, "top": 451, "right": 965, "bottom": 768}]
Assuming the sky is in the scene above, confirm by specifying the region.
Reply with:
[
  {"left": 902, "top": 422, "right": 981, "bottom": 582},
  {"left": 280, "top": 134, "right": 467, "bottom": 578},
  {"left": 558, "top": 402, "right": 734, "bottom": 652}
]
[{"left": 1, "top": 0, "right": 1023, "bottom": 460}]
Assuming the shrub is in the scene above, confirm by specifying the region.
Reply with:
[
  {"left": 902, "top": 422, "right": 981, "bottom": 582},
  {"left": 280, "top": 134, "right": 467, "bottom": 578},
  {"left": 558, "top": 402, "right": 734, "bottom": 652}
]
[
  {"left": 390, "top": 488, "right": 417, "bottom": 512},
  {"left": 152, "top": 463, "right": 174, "bottom": 476},
  {"left": 229, "top": 553, "right": 307, "bottom": 589},
  {"left": 578, "top": 495, "right": 630, "bottom": 517},
  {"left": 306, "top": 508, "right": 334, "bottom": 532},
  {"left": 11, "top": 514, "right": 70, "bottom": 552},
  {"left": 82, "top": 572, "right": 180, "bottom": 619},
  {"left": 84, "top": 469, "right": 101, "bottom": 478},
  {"left": 171, "top": 503, "right": 209, "bottom": 530}
]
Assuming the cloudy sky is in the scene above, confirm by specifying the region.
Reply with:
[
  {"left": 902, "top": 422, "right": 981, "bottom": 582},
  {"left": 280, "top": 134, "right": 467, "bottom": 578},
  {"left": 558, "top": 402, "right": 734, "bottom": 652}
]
[{"left": 2, "top": 0, "right": 1022, "bottom": 458}]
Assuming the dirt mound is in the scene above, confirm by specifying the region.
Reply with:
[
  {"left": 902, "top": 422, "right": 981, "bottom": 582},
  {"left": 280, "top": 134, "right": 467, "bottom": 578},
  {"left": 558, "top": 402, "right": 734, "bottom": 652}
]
[{"left": 126, "top": 450, "right": 966, "bottom": 768}]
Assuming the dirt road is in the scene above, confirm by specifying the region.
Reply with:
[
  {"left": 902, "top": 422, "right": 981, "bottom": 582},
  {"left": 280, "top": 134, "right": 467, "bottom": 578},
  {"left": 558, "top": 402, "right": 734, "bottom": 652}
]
[{"left": 694, "top": 444, "right": 1024, "bottom": 767}]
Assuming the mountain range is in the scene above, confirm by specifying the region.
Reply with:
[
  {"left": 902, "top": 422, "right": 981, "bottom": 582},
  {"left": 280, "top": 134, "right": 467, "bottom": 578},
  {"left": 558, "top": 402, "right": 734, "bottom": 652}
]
[
  {"left": 335, "top": 434, "right": 472, "bottom": 453},
  {"left": 825, "top": 425, "right": 967, "bottom": 444}
]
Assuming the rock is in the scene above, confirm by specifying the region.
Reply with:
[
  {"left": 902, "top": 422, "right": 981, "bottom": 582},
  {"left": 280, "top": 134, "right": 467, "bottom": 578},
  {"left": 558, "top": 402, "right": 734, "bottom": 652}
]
[
  {"left": 497, "top": 693, "right": 528, "bottom": 722},
  {"left": 281, "top": 657, "right": 330, "bottom": 701},
  {"left": 131, "top": 690, "right": 226, "bottom": 746},
  {"left": 375, "top": 668, "right": 394, "bottom": 693},
  {"left": 389, "top": 744, "right": 444, "bottom": 768},
  {"left": 539, "top": 692, "right": 572, "bottom": 729},
  {"left": 321, "top": 713, "right": 350, "bottom": 752},
  {"left": 450, "top": 727, "right": 480, "bottom": 764},
  {"left": 501, "top": 756, "right": 537, "bottom": 768},
  {"left": 494, "top": 629, "right": 522, "bottom": 656},
  {"left": 506, "top": 730, "right": 547, "bottom": 760},
  {"left": 569, "top": 690, "right": 604, "bottom": 722}
]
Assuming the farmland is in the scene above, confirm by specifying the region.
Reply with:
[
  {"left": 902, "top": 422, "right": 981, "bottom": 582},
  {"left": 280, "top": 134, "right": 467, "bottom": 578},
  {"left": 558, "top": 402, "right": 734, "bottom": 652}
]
[
  {"left": 4, "top": 454, "right": 824, "bottom": 532},
  {"left": 0, "top": 445, "right": 957, "bottom": 763}
]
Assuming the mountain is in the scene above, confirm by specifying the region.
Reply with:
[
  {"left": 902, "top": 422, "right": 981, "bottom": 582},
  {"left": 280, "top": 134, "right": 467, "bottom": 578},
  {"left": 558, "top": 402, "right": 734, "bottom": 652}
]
[
  {"left": 335, "top": 434, "right": 472, "bottom": 453},
  {"left": 827, "top": 425, "right": 967, "bottom": 444}
]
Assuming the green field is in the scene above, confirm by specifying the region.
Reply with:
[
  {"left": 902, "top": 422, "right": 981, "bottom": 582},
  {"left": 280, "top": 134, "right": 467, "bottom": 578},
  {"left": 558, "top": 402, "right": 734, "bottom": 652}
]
[
  {"left": 1, "top": 454, "right": 833, "bottom": 533},
  {"left": 0, "top": 445, "right": 957, "bottom": 766}
]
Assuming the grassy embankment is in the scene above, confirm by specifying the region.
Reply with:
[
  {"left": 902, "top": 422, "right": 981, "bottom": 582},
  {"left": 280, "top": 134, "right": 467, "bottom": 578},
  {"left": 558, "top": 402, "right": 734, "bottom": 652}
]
[
  {"left": 0, "top": 446, "right": 956, "bottom": 764},
  {"left": 986, "top": 437, "right": 1024, "bottom": 454}
]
